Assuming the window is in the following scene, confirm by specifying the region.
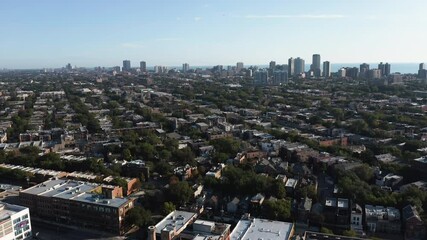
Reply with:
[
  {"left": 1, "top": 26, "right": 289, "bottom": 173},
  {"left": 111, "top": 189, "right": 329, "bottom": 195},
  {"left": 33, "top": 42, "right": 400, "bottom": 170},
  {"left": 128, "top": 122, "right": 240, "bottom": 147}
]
[{"left": 22, "top": 214, "right": 29, "bottom": 220}]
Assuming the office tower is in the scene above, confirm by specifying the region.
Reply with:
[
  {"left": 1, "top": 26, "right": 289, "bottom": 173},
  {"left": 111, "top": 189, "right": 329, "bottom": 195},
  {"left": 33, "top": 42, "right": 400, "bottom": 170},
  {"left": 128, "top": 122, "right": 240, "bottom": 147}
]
[
  {"left": 236, "top": 62, "right": 244, "bottom": 72},
  {"left": 323, "top": 61, "right": 331, "bottom": 78},
  {"left": 112, "top": 66, "right": 121, "bottom": 72},
  {"left": 288, "top": 58, "right": 295, "bottom": 77},
  {"left": 254, "top": 70, "right": 268, "bottom": 85},
  {"left": 123, "top": 60, "right": 131, "bottom": 72},
  {"left": 182, "top": 63, "right": 190, "bottom": 73},
  {"left": 418, "top": 63, "right": 427, "bottom": 79},
  {"left": 294, "top": 57, "right": 305, "bottom": 76},
  {"left": 378, "top": 62, "right": 385, "bottom": 76},
  {"left": 311, "top": 54, "right": 321, "bottom": 77},
  {"left": 66, "top": 63, "right": 72, "bottom": 71},
  {"left": 368, "top": 69, "right": 382, "bottom": 79},
  {"left": 384, "top": 63, "right": 391, "bottom": 76},
  {"left": 346, "top": 67, "right": 359, "bottom": 79},
  {"left": 273, "top": 70, "right": 288, "bottom": 85},
  {"left": 140, "top": 61, "right": 146, "bottom": 72},
  {"left": 338, "top": 68, "right": 346, "bottom": 78},
  {"left": 269, "top": 61, "right": 276, "bottom": 70},
  {"left": 360, "top": 63, "right": 370, "bottom": 78}
]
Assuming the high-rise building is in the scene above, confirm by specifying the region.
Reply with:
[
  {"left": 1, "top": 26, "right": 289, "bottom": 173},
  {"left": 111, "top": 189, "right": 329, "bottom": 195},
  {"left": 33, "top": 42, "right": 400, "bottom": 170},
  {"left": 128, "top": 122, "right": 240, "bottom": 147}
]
[
  {"left": 140, "top": 61, "right": 146, "bottom": 72},
  {"left": 236, "top": 62, "right": 244, "bottom": 72},
  {"left": 338, "top": 68, "right": 347, "bottom": 78},
  {"left": 0, "top": 202, "right": 32, "bottom": 240},
  {"left": 418, "top": 63, "right": 427, "bottom": 79},
  {"left": 254, "top": 70, "right": 268, "bottom": 85},
  {"left": 323, "top": 61, "right": 331, "bottom": 78},
  {"left": 311, "top": 54, "right": 321, "bottom": 77},
  {"left": 112, "top": 66, "right": 121, "bottom": 73},
  {"left": 346, "top": 67, "right": 359, "bottom": 79},
  {"left": 182, "top": 63, "right": 190, "bottom": 73},
  {"left": 360, "top": 63, "right": 370, "bottom": 78},
  {"left": 273, "top": 70, "right": 288, "bottom": 85},
  {"left": 378, "top": 62, "right": 386, "bottom": 76},
  {"left": 122, "top": 60, "right": 131, "bottom": 72},
  {"left": 288, "top": 58, "right": 295, "bottom": 77},
  {"left": 66, "top": 63, "right": 72, "bottom": 71},
  {"left": 368, "top": 69, "right": 382, "bottom": 79},
  {"left": 269, "top": 61, "right": 276, "bottom": 70},
  {"left": 384, "top": 63, "right": 391, "bottom": 76},
  {"left": 294, "top": 57, "right": 305, "bottom": 76}
]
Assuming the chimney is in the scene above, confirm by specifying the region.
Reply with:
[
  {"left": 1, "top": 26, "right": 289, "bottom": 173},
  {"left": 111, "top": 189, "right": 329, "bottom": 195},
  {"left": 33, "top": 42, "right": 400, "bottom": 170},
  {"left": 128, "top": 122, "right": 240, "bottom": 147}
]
[{"left": 148, "top": 226, "right": 156, "bottom": 240}]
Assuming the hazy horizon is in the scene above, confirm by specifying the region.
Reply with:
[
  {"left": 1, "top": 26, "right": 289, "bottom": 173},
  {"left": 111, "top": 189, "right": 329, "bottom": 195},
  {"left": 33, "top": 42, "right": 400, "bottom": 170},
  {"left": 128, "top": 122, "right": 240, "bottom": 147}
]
[{"left": 1, "top": 0, "right": 427, "bottom": 69}]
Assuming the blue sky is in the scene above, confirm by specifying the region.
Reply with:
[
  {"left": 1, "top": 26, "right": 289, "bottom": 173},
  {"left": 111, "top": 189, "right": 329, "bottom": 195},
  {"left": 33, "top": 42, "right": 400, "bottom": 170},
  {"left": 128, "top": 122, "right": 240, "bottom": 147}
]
[{"left": 1, "top": 0, "right": 426, "bottom": 68}]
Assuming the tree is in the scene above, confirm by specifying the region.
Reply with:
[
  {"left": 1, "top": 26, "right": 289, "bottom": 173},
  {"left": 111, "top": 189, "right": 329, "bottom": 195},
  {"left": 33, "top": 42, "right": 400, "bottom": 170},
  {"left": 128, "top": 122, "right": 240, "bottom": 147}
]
[
  {"left": 167, "top": 181, "right": 194, "bottom": 205},
  {"left": 262, "top": 199, "right": 291, "bottom": 221},
  {"left": 163, "top": 202, "right": 176, "bottom": 215},
  {"left": 342, "top": 229, "right": 356, "bottom": 237},
  {"left": 270, "top": 180, "right": 286, "bottom": 199},
  {"left": 126, "top": 206, "right": 152, "bottom": 227},
  {"left": 320, "top": 227, "right": 333, "bottom": 234}
]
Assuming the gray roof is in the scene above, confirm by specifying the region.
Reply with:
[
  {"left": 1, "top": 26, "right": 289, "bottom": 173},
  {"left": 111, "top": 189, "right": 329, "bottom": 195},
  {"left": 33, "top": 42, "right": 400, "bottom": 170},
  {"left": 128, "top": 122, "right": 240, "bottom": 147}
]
[
  {"left": 21, "top": 179, "right": 132, "bottom": 208},
  {"left": 230, "top": 218, "right": 293, "bottom": 240}
]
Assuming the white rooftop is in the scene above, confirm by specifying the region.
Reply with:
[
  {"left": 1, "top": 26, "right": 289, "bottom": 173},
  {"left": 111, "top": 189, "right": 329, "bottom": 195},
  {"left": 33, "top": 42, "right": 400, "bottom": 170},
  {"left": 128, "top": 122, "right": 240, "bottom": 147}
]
[
  {"left": 154, "top": 210, "right": 197, "bottom": 234},
  {"left": 230, "top": 218, "right": 293, "bottom": 240}
]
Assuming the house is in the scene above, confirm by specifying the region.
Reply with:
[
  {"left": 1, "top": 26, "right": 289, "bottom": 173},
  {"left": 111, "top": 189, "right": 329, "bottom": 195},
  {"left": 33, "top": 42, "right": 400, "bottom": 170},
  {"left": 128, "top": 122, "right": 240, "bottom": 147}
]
[
  {"left": 402, "top": 205, "right": 426, "bottom": 240},
  {"left": 365, "top": 205, "right": 401, "bottom": 234},
  {"left": 298, "top": 197, "right": 312, "bottom": 222},
  {"left": 227, "top": 197, "right": 240, "bottom": 213},
  {"left": 323, "top": 197, "right": 351, "bottom": 229},
  {"left": 285, "top": 178, "right": 298, "bottom": 195},
  {"left": 250, "top": 193, "right": 265, "bottom": 206},
  {"left": 351, "top": 204, "right": 363, "bottom": 232}
]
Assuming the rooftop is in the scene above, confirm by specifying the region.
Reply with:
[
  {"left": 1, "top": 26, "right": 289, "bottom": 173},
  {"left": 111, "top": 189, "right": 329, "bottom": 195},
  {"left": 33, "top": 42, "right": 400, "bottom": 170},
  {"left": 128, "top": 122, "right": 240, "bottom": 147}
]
[
  {"left": 230, "top": 218, "right": 293, "bottom": 240},
  {"left": 0, "top": 202, "right": 27, "bottom": 222},
  {"left": 21, "top": 179, "right": 131, "bottom": 208},
  {"left": 154, "top": 210, "right": 197, "bottom": 235}
]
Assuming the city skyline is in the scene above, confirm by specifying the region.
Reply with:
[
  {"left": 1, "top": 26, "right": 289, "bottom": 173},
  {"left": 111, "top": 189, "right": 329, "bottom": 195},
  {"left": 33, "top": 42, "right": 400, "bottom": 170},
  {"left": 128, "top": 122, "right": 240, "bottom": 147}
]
[{"left": 1, "top": 0, "right": 427, "bottom": 68}]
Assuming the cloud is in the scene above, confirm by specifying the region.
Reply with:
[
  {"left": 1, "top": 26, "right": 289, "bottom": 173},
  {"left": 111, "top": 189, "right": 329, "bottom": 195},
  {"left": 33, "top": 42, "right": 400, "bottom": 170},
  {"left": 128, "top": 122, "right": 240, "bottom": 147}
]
[
  {"left": 194, "top": 16, "right": 202, "bottom": 22},
  {"left": 121, "top": 42, "right": 145, "bottom": 48},
  {"left": 245, "top": 14, "right": 345, "bottom": 19}
]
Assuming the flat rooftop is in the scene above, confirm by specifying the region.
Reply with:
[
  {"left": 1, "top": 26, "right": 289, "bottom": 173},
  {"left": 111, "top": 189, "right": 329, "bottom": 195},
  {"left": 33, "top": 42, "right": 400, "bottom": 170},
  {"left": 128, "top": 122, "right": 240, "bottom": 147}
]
[
  {"left": 21, "top": 179, "right": 131, "bottom": 208},
  {"left": 154, "top": 210, "right": 197, "bottom": 235},
  {"left": 0, "top": 202, "right": 27, "bottom": 222},
  {"left": 230, "top": 218, "right": 293, "bottom": 240}
]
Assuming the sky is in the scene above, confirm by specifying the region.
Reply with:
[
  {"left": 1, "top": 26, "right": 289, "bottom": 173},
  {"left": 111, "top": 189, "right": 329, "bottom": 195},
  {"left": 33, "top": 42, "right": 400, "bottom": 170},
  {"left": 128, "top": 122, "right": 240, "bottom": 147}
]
[{"left": 1, "top": 0, "right": 427, "bottom": 69}]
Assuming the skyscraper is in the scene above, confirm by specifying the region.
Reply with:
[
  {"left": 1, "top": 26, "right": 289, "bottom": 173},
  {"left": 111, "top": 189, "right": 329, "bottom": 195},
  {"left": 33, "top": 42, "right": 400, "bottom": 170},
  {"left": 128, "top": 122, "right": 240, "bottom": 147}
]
[
  {"left": 294, "top": 57, "right": 305, "bottom": 76},
  {"left": 311, "top": 54, "right": 321, "bottom": 77},
  {"left": 273, "top": 70, "right": 288, "bottom": 85},
  {"left": 384, "top": 63, "right": 391, "bottom": 76},
  {"left": 123, "top": 60, "right": 131, "bottom": 72},
  {"left": 236, "top": 62, "right": 244, "bottom": 72},
  {"left": 254, "top": 70, "right": 268, "bottom": 85},
  {"left": 360, "top": 63, "right": 370, "bottom": 78},
  {"left": 269, "top": 61, "right": 276, "bottom": 70},
  {"left": 323, "top": 61, "right": 331, "bottom": 78},
  {"left": 140, "top": 61, "right": 146, "bottom": 72},
  {"left": 418, "top": 63, "right": 427, "bottom": 79},
  {"left": 378, "top": 62, "right": 385, "bottom": 76},
  {"left": 182, "top": 63, "right": 190, "bottom": 73},
  {"left": 288, "top": 58, "right": 295, "bottom": 77}
]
